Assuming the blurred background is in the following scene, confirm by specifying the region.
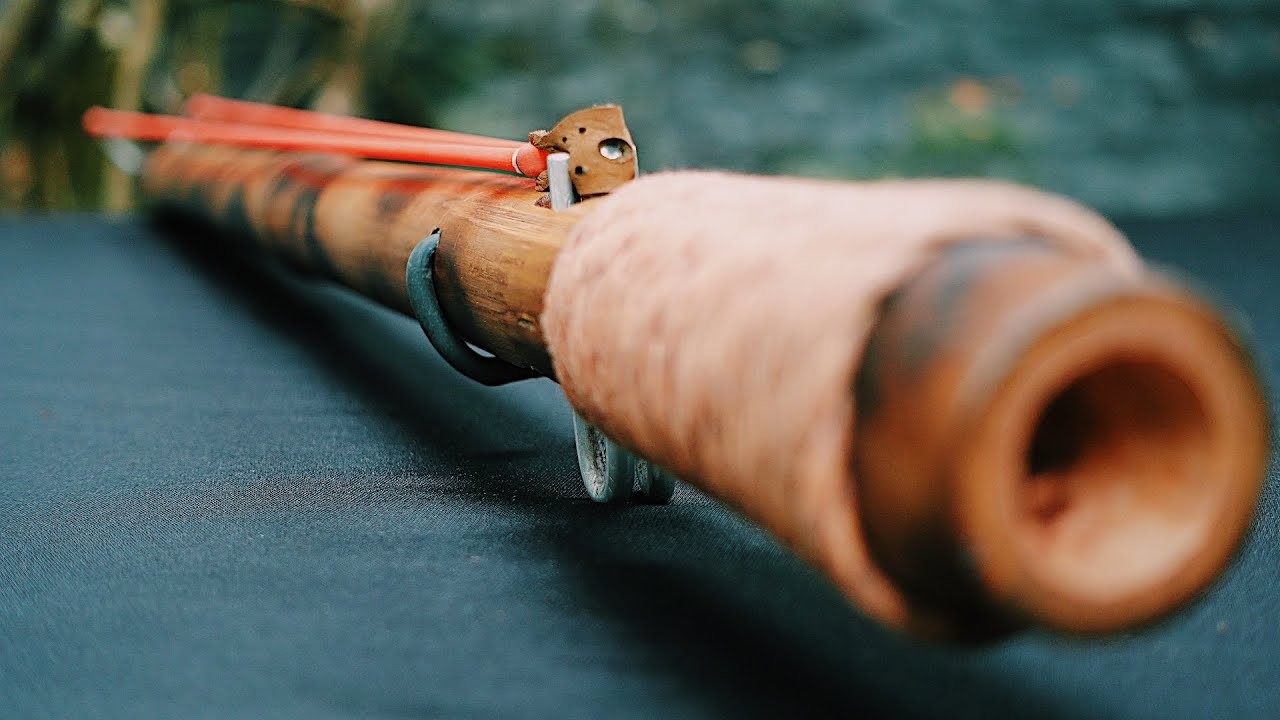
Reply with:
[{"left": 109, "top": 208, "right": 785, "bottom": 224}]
[{"left": 0, "top": 0, "right": 1277, "bottom": 216}]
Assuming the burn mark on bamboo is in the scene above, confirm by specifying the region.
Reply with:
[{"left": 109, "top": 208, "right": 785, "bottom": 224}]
[
  {"left": 854, "top": 297, "right": 893, "bottom": 419},
  {"left": 858, "top": 238, "right": 1047, "bottom": 420},
  {"left": 908, "top": 240, "right": 1040, "bottom": 373},
  {"left": 375, "top": 188, "right": 413, "bottom": 218},
  {"left": 294, "top": 190, "right": 338, "bottom": 279},
  {"left": 264, "top": 155, "right": 354, "bottom": 279},
  {"left": 221, "top": 184, "right": 253, "bottom": 238}
]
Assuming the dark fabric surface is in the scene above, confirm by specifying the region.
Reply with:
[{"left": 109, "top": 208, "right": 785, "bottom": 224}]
[{"left": 1, "top": 213, "right": 1277, "bottom": 719}]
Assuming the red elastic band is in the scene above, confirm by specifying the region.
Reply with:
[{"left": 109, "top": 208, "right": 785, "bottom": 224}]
[
  {"left": 83, "top": 106, "right": 548, "bottom": 177},
  {"left": 184, "top": 94, "right": 522, "bottom": 149}
]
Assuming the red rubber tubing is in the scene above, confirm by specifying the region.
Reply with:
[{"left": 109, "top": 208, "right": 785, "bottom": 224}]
[
  {"left": 184, "top": 94, "right": 523, "bottom": 149},
  {"left": 84, "top": 107, "right": 548, "bottom": 177}
]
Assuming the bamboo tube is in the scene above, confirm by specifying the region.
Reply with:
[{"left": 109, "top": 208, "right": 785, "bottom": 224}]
[
  {"left": 143, "top": 143, "right": 585, "bottom": 374},
  {"left": 141, "top": 144, "right": 1269, "bottom": 640}
]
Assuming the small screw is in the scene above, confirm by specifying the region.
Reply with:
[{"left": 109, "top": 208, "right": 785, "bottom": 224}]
[{"left": 598, "top": 138, "right": 630, "bottom": 161}]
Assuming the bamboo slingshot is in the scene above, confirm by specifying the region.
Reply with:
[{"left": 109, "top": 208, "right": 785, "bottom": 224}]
[{"left": 86, "top": 99, "right": 1270, "bottom": 641}]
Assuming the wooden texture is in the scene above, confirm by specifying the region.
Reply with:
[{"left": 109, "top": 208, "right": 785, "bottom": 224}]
[{"left": 143, "top": 143, "right": 590, "bottom": 375}]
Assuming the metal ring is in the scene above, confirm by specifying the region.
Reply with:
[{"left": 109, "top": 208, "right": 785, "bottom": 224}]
[
  {"left": 571, "top": 414, "right": 678, "bottom": 504},
  {"left": 572, "top": 413, "right": 634, "bottom": 503},
  {"left": 406, "top": 230, "right": 538, "bottom": 386},
  {"left": 634, "top": 459, "right": 676, "bottom": 504}
]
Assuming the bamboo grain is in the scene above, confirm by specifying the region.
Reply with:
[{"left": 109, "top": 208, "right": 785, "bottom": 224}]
[{"left": 143, "top": 143, "right": 587, "bottom": 374}]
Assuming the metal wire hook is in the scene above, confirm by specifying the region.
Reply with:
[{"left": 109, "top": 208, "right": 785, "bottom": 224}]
[{"left": 405, "top": 230, "right": 538, "bottom": 386}]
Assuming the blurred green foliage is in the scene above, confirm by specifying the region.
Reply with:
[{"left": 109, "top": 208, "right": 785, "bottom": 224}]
[{"left": 1, "top": 0, "right": 1278, "bottom": 215}]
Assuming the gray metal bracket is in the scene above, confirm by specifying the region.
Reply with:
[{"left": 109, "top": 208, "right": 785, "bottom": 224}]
[{"left": 548, "top": 152, "right": 675, "bottom": 504}]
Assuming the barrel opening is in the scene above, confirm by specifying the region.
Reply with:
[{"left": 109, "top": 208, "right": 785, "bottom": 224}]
[{"left": 1019, "top": 358, "right": 1213, "bottom": 600}]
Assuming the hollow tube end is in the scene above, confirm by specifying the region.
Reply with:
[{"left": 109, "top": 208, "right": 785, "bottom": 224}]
[{"left": 854, "top": 240, "right": 1269, "bottom": 639}]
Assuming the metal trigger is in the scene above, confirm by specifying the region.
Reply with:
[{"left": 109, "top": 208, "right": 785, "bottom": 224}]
[{"left": 547, "top": 152, "right": 674, "bottom": 505}]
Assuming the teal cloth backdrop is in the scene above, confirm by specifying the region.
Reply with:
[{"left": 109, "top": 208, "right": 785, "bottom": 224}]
[{"left": 1, "top": 214, "right": 1277, "bottom": 718}]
